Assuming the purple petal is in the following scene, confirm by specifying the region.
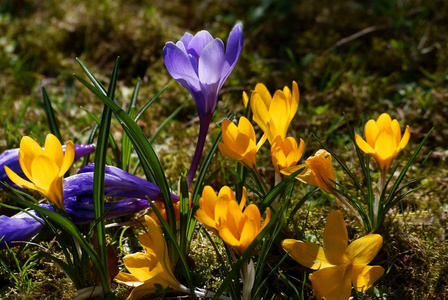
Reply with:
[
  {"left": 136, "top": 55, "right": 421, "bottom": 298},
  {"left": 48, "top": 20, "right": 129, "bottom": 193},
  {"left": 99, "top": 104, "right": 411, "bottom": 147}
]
[
  {"left": 64, "top": 196, "right": 150, "bottom": 224},
  {"left": 220, "top": 24, "right": 244, "bottom": 88},
  {"left": 0, "top": 210, "right": 44, "bottom": 249},
  {"left": 179, "top": 32, "right": 194, "bottom": 49},
  {"left": 186, "top": 30, "right": 214, "bottom": 58},
  {"left": 163, "top": 42, "right": 200, "bottom": 91},
  {"left": 198, "top": 38, "right": 225, "bottom": 85},
  {"left": 64, "top": 164, "right": 179, "bottom": 201}
]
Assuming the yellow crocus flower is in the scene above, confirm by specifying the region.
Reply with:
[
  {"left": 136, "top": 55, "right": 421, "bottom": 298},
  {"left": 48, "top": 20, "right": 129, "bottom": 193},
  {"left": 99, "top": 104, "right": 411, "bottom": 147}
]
[
  {"left": 4, "top": 134, "right": 74, "bottom": 210},
  {"left": 243, "top": 81, "right": 299, "bottom": 143},
  {"left": 195, "top": 185, "right": 270, "bottom": 256},
  {"left": 282, "top": 211, "right": 384, "bottom": 300},
  {"left": 218, "top": 200, "right": 271, "bottom": 256},
  {"left": 355, "top": 113, "right": 410, "bottom": 173},
  {"left": 281, "top": 149, "right": 336, "bottom": 193},
  {"left": 271, "top": 136, "right": 305, "bottom": 174},
  {"left": 195, "top": 185, "right": 240, "bottom": 235},
  {"left": 114, "top": 215, "right": 187, "bottom": 299},
  {"left": 218, "top": 117, "right": 266, "bottom": 170}
]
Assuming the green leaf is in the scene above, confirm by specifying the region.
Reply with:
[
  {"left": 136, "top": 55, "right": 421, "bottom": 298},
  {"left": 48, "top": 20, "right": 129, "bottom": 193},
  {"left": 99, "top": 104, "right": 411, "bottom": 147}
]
[{"left": 42, "top": 87, "right": 63, "bottom": 143}]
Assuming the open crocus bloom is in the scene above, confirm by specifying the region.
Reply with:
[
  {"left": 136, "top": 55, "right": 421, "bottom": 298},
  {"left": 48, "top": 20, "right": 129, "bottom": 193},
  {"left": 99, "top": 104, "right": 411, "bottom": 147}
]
[
  {"left": 114, "top": 216, "right": 187, "bottom": 300},
  {"left": 0, "top": 143, "right": 95, "bottom": 188},
  {"left": 163, "top": 25, "right": 243, "bottom": 185},
  {"left": 355, "top": 113, "right": 410, "bottom": 173},
  {"left": 281, "top": 149, "right": 336, "bottom": 193},
  {"left": 217, "top": 197, "right": 271, "bottom": 256},
  {"left": 195, "top": 185, "right": 240, "bottom": 235},
  {"left": 196, "top": 185, "right": 270, "bottom": 256},
  {"left": 271, "top": 136, "right": 305, "bottom": 174},
  {"left": 4, "top": 134, "right": 74, "bottom": 210},
  {"left": 243, "top": 81, "right": 299, "bottom": 143},
  {"left": 282, "top": 211, "right": 384, "bottom": 300},
  {"left": 218, "top": 117, "right": 266, "bottom": 170}
]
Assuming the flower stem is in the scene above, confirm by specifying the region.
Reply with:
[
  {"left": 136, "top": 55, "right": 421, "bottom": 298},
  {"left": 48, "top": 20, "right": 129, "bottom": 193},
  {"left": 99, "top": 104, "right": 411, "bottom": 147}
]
[{"left": 186, "top": 116, "right": 211, "bottom": 187}]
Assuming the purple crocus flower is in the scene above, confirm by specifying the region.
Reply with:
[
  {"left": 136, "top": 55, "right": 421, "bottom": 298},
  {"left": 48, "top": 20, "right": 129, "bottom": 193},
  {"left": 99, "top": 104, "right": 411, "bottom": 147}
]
[
  {"left": 0, "top": 144, "right": 95, "bottom": 188},
  {"left": 163, "top": 24, "right": 243, "bottom": 185},
  {"left": 64, "top": 163, "right": 179, "bottom": 201},
  {"left": 0, "top": 197, "right": 150, "bottom": 249}
]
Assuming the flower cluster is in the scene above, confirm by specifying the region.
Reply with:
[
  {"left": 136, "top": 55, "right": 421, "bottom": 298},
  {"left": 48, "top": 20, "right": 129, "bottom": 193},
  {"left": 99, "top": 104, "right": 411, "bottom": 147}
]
[{"left": 0, "top": 23, "right": 423, "bottom": 300}]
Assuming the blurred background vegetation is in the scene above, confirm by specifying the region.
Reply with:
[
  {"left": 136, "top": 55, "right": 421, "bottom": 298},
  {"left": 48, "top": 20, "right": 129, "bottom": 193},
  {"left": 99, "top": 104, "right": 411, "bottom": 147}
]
[{"left": 0, "top": 0, "right": 447, "bottom": 298}]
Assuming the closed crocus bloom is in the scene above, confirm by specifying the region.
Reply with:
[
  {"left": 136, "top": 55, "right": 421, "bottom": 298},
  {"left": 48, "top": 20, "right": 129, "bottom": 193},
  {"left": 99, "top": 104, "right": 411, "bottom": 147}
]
[
  {"left": 114, "top": 216, "right": 187, "bottom": 299},
  {"left": 244, "top": 81, "right": 299, "bottom": 143},
  {"left": 271, "top": 136, "right": 305, "bottom": 174},
  {"left": 355, "top": 113, "right": 410, "bottom": 173},
  {"left": 4, "top": 134, "right": 75, "bottom": 210},
  {"left": 195, "top": 185, "right": 240, "bottom": 234},
  {"left": 218, "top": 117, "right": 266, "bottom": 170},
  {"left": 282, "top": 211, "right": 384, "bottom": 300},
  {"left": 281, "top": 149, "right": 336, "bottom": 194},
  {"left": 163, "top": 25, "right": 243, "bottom": 186},
  {"left": 218, "top": 200, "right": 271, "bottom": 256}
]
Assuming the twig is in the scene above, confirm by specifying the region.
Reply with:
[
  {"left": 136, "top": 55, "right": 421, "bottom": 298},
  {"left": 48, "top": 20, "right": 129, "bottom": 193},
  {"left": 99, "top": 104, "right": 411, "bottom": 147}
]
[{"left": 324, "top": 25, "right": 388, "bottom": 54}]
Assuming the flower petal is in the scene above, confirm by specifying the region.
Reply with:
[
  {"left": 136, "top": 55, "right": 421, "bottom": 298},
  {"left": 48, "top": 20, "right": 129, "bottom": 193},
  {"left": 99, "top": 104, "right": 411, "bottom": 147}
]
[
  {"left": 198, "top": 38, "right": 225, "bottom": 89},
  {"left": 310, "top": 264, "right": 352, "bottom": 300},
  {"left": 187, "top": 30, "right": 214, "bottom": 58},
  {"left": 355, "top": 134, "right": 375, "bottom": 155},
  {"left": 4, "top": 166, "right": 36, "bottom": 190},
  {"left": 60, "top": 140, "right": 75, "bottom": 176},
  {"left": 44, "top": 134, "right": 64, "bottom": 168},
  {"left": 364, "top": 119, "right": 379, "bottom": 148},
  {"left": 346, "top": 234, "right": 383, "bottom": 265},
  {"left": 374, "top": 130, "right": 397, "bottom": 160},
  {"left": 352, "top": 265, "right": 384, "bottom": 292},
  {"left": 397, "top": 125, "right": 410, "bottom": 152},
  {"left": 114, "top": 272, "right": 143, "bottom": 287},
  {"left": 19, "top": 136, "right": 44, "bottom": 181},
  {"left": 163, "top": 42, "right": 200, "bottom": 91},
  {"left": 323, "top": 211, "right": 349, "bottom": 265},
  {"left": 282, "top": 239, "right": 333, "bottom": 270},
  {"left": 221, "top": 24, "right": 243, "bottom": 86}
]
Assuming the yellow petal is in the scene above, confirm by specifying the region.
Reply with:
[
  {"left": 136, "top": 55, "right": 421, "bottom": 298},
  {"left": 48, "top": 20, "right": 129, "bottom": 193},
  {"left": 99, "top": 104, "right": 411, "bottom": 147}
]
[
  {"left": 141, "top": 216, "right": 168, "bottom": 259},
  {"left": 352, "top": 265, "right": 384, "bottom": 292},
  {"left": 346, "top": 234, "right": 383, "bottom": 266},
  {"left": 30, "top": 155, "right": 59, "bottom": 191},
  {"left": 242, "top": 91, "right": 249, "bottom": 108},
  {"left": 254, "top": 82, "right": 272, "bottom": 107},
  {"left": 397, "top": 125, "right": 410, "bottom": 152},
  {"left": 122, "top": 252, "right": 159, "bottom": 282},
  {"left": 289, "top": 81, "right": 299, "bottom": 123},
  {"left": 251, "top": 92, "right": 270, "bottom": 133},
  {"left": 355, "top": 134, "right": 375, "bottom": 155},
  {"left": 376, "top": 113, "right": 392, "bottom": 132},
  {"left": 364, "top": 120, "right": 379, "bottom": 148},
  {"left": 281, "top": 239, "right": 333, "bottom": 270},
  {"left": 44, "top": 134, "right": 64, "bottom": 169},
  {"left": 114, "top": 272, "right": 143, "bottom": 287},
  {"left": 310, "top": 264, "right": 353, "bottom": 300},
  {"left": 238, "top": 218, "right": 257, "bottom": 255},
  {"left": 19, "top": 136, "right": 44, "bottom": 181},
  {"left": 4, "top": 166, "right": 36, "bottom": 190},
  {"left": 60, "top": 140, "right": 75, "bottom": 176},
  {"left": 260, "top": 207, "right": 270, "bottom": 231},
  {"left": 239, "top": 117, "right": 256, "bottom": 142},
  {"left": 390, "top": 119, "right": 402, "bottom": 145},
  {"left": 323, "top": 211, "right": 349, "bottom": 265},
  {"left": 374, "top": 131, "right": 397, "bottom": 160}
]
